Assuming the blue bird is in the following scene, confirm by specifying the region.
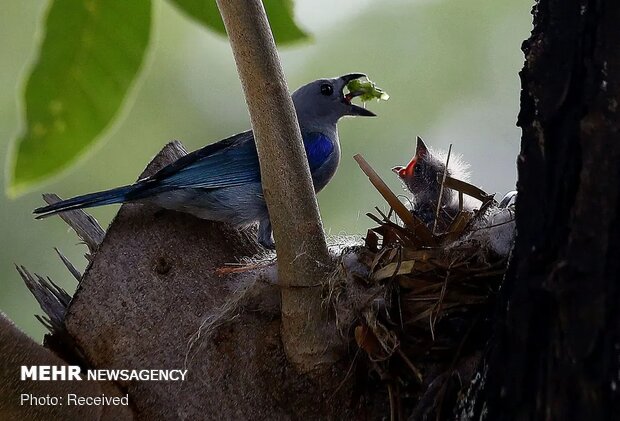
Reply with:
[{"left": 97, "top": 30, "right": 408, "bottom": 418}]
[{"left": 34, "top": 74, "right": 377, "bottom": 248}]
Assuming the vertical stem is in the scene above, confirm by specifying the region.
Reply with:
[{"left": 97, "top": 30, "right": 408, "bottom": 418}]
[{"left": 215, "top": 0, "right": 335, "bottom": 374}]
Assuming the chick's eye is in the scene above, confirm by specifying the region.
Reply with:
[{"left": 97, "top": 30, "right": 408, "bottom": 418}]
[{"left": 320, "top": 83, "right": 333, "bottom": 96}]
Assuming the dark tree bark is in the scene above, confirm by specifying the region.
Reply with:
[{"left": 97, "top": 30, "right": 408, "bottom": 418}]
[{"left": 463, "top": 1, "right": 620, "bottom": 419}]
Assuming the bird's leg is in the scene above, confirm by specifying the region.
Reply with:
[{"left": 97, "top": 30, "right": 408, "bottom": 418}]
[{"left": 257, "top": 218, "right": 275, "bottom": 249}]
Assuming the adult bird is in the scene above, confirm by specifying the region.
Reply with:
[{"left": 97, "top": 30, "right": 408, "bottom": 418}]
[{"left": 34, "top": 74, "right": 376, "bottom": 248}]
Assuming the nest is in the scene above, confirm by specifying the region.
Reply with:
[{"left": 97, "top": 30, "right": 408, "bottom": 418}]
[{"left": 326, "top": 151, "right": 513, "bottom": 419}]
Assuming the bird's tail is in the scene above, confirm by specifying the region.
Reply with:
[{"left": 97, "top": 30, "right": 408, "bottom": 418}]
[{"left": 33, "top": 185, "right": 137, "bottom": 219}]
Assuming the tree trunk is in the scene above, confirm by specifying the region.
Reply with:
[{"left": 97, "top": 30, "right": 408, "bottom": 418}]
[
  {"left": 215, "top": 0, "right": 337, "bottom": 376},
  {"left": 59, "top": 143, "right": 325, "bottom": 419},
  {"left": 462, "top": 0, "right": 620, "bottom": 419},
  {"left": 7, "top": 142, "right": 367, "bottom": 420}
]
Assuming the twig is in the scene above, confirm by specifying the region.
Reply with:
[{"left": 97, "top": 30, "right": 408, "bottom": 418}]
[
  {"left": 54, "top": 248, "right": 81, "bottom": 281},
  {"left": 366, "top": 212, "right": 384, "bottom": 225},
  {"left": 430, "top": 269, "right": 451, "bottom": 340},
  {"left": 432, "top": 144, "right": 452, "bottom": 234},
  {"left": 443, "top": 177, "right": 492, "bottom": 203},
  {"left": 396, "top": 348, "right": 423, "bottom": 383},
  {"left": 42, "top": 194, "right": 105, "bottom": 253},
  {"left": 354, "top": 154, "right": 435, "bottom": 244},
  {"left": 15, "top": 265, "right": 70, "bottom": 334},
  {"left": 374, "top": 206, "right": 390, "bottom": 221},
  {"left": 466, "top": 216, "right": 516, "bottom": 233},
  {"left": 215, "top": 260, "right": 275, "bottom": 276},
  {"left": 388, "top": 383, "right": 397, "bottom": 421}
]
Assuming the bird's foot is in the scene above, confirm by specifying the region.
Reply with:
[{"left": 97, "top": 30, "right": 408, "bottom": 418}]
[{"left": 257, "top": 218, "right": 275, "bottom": 250}]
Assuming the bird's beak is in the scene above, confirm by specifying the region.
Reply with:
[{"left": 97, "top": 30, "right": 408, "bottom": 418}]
[
  {"left": 340, "top": 73, "right": 367, "bottom": 84},
  {"left": 340, "top": 73, "right": 377, "bottom": 117},
  {"left": 392, "top": 158, "right": 416, "bottom": 178},
  {"left": 402, "top": 157, "right": 417, "bottom": 177}
]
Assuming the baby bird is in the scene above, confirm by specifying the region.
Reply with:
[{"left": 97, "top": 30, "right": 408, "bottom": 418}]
[{"left": 392, "top": 137, "right": 472, "bottom": 228}]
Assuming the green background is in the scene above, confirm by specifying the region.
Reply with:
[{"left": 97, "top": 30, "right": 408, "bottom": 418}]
[{"left": 0, "top": 0, "right": 532, "bottom": 339}]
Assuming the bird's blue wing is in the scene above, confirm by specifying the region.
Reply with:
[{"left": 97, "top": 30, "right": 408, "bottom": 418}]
[
  {"left": 145, "top": 131, "right": 261, "bottom": 190},
  {"left": 138, "top": 131, "right": 333, "bottom": 193}
]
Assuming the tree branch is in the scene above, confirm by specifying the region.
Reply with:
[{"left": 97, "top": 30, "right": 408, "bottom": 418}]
[{"left": 215, "top": 0, "right": 335, "bottom": 374}]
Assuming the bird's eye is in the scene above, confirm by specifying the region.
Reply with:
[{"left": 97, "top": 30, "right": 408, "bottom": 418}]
[{"left": 320, "top": 83, "right": 333, "bottom": 96}]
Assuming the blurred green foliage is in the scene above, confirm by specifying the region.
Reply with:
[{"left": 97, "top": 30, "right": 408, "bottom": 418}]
[
  {"left": 10, "top": 0, "right": 151, "bottom": 195},
  {"left": 0, "top": 0, "right": 532, "bottom": 340},
  {"left": 8, "top": 0, "right": 306, "bottom": 195},
  {"left": 170, "top": 0, "right": 308, "bottom": 44}
]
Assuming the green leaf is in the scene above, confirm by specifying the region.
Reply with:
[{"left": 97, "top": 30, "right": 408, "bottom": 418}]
[
  {"left": 8, "top": 0, "right": 151, "bottom": 196},
  {"left": 169, "top": 0, "right": 308, "bottom": 45}
]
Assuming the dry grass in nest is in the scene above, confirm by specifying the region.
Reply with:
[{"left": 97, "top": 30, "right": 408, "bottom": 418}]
[{"left": 339, "top": 150, "right": 511, "bottom": 418}]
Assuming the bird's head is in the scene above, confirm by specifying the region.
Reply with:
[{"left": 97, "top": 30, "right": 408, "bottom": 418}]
[
  {"left": 392, "top": 137, "right": 431, "bottom": 185},
  {"left": 391, "top": 137, "right": 450, "bottom": 204},
  {"left": 292, "top": 73, "right": 377, "bottom": 126},
  {"left": 392, "top": 137, "right": 470, "bottom": 207}
]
